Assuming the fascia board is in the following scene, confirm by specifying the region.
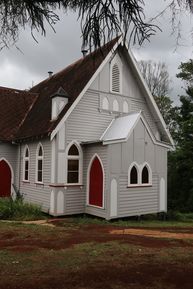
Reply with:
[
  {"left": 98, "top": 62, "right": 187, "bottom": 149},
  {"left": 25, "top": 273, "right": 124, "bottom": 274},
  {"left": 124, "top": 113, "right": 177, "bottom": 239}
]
[{"left": 103, "top": 138, "right": 126, "bottom": 145}]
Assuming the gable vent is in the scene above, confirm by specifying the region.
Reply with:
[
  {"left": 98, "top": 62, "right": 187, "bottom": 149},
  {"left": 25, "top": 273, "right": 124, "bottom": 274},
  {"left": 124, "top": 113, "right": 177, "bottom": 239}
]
[{"left": 112, "top": 63, "right": 120, "bottom": 93}]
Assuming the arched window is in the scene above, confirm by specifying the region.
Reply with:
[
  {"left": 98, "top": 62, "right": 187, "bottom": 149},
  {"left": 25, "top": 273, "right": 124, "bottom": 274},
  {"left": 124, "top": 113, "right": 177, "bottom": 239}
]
[
  {"left": 23, "top": 146, "right": 30, "bottom": 181},
  {"left": 111, "top": 63, "right": 121, "bottom": 93},
  {"left": 130, "top": 166, "right": 138, "bottom": 184},
  {"left": 67, "top": 143, "right": 82, "bottom": 184},
  {"left": 128, "top": 162, "right": 152, "bottom": 187},
  {"left": 113, "top": 99, "right": 119, "bottom": 112},
  {"left": 128, "top": 163, "right": 139, "bottom": 186},
  {"left": 142, "top": 166, "right": 149, "bottom": 184},
  {"left": 141, "top": 163, "right": 152, "bottom": 185},
  {"left": 123, "top": 100, "right": 129, "bottom": 113},
  {"left": 36, "top": 144, "right": 44, "bottom": 183},
  {"left": 102, "top": 97, "right": 109, "bottom": 110}
]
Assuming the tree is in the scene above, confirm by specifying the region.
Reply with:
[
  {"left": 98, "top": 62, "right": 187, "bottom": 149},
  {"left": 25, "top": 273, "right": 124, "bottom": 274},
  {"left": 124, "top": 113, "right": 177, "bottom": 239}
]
[
  {"left": 138, "top": 60, "right": 178, "bottom": 136},
  {"left": 139, "top": 61, "right": 170, "bottom": 98},
  {"left": 0, "top": 0, "right": 193, "bottom": 50},
  {"left": 176, "top": 59, "right": 193, "bottom": 84},
  {"left": 168, "top": 59, "right": 193, "bottom": 211}
]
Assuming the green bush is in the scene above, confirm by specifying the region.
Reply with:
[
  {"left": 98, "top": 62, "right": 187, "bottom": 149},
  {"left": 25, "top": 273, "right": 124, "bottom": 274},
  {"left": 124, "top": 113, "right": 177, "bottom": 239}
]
[
  {"left": 166, "top": 210, "right": 193, "bottom": 222},
  {"left": 0, "top": 198, "right": 45, "bottom": 220}
]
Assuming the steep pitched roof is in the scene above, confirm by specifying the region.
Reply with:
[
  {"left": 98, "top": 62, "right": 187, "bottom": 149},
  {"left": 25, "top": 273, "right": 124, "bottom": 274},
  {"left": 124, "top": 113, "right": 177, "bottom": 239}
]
[
  {"left": 16, "top": 36, "right": 120, "bottom": 140},
  {"left": 0, "top": 87, "right": 38, "bottom": 141}
]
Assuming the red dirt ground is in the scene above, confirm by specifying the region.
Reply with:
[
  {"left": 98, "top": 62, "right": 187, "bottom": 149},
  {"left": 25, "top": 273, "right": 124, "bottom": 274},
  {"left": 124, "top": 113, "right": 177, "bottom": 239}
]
[
  {"left": 1, "top": 221, "right": 193, "bottom": 289},
  {"left": 1, "top": 222, "right": 192, "bottom": 252}
]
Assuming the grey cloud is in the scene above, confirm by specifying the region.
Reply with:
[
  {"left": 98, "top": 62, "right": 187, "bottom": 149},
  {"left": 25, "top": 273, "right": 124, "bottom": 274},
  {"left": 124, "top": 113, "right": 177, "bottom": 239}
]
[{"left": 0, "top": 2, "right": 192, "bottom": 106}]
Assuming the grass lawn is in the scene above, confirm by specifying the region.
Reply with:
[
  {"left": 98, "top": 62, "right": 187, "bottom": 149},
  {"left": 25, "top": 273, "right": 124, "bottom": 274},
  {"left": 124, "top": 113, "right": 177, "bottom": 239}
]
[{"left": 0, "top": 218, "right": 193, "bottom": 289}]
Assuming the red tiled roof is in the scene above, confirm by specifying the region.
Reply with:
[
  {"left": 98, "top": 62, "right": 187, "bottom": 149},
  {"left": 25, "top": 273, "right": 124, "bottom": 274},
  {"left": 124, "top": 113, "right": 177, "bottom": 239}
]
[
  {"left": 15, "top": 36, "right": 120, "bottom": 140},
  {"left": 0, "top": 87, "right": 38, "bottom": 141}
]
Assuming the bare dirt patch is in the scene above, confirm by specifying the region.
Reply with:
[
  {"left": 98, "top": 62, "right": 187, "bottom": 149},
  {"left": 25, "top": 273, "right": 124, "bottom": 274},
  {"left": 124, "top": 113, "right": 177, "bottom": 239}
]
[
  {"left": 110, "top": 228, "right": 193, "bottom": 240},
  {"left": 0, "top": 222, "right": 192, "bottom": 253},
  {"left": 1, "top": 221, "right": 193, "bottom": 289},
  {"left": 22, "top": 220, "right": 55, "bottom": 227}
]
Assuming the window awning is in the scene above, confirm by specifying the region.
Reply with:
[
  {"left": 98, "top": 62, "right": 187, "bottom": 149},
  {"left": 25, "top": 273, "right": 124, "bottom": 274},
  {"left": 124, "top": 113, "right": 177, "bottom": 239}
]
[{"left": 101, "top": 112, "right": 141, "bottom": 144}]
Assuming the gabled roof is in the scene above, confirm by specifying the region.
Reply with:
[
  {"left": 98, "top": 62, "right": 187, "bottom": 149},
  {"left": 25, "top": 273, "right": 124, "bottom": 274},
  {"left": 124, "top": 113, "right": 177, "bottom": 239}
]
[
  {"left": 50, "top": 39, "right": 173, "bottom": 146},
  {"left": 15, "top": 36, "right": 120, "bottom": 140},
  {"left": 0, "top": 87, "right": 38, "bottom": 141},
  {"left": 0, "top": 36, "right": 173, "bottom": 147},
  {"left": 101, "top": 111, "right": 172, "bottom": 148}
]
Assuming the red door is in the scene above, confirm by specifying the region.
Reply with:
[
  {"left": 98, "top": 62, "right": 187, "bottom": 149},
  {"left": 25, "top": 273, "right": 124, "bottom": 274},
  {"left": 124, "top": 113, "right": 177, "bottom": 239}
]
[
  {"left": 89, "top": 157, "right": 103, "bottom": 207},
  {"left": 0, "top": 160, "right": 11, "bottom": 197}
]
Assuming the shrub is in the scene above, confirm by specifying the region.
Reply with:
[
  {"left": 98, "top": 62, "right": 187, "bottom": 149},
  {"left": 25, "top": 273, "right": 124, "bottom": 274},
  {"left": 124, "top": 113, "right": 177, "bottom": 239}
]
[
  {"left": 0, "top": 198, "right": 44, "bottom": 220},
  {"left": 166, "top": 210, "right": 193, "bottom": 222}
]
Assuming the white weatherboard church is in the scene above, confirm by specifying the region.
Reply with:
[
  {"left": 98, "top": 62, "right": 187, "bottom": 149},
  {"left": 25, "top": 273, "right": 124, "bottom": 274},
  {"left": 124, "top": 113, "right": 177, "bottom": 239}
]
[{"left": 0, "top": 37, "right": 173, "bottom": 219}]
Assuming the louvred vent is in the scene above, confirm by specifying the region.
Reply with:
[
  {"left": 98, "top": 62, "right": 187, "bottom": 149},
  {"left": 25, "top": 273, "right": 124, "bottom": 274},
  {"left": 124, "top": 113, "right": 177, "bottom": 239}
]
[{"left": 112, "top": 63, "right": 120, "bottom": 93}]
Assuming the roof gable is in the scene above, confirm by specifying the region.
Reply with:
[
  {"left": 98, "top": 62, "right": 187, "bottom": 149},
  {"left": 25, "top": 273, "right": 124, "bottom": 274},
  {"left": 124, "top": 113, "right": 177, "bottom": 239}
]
[
  {"left": 50, "top": 40, "right": 173, "bottom": 146},
  {"left": 0, "top": 36, "right": 173, "bottom": 147},
  {"left": 16, "top": 36, "right": 121, "bottom": 140}
]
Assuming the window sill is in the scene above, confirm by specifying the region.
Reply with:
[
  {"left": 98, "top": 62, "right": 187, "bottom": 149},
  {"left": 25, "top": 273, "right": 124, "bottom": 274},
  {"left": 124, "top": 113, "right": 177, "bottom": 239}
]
[
  {"left": 110, "top": 90, "right": 121, "bottom": 95},
  {"left": 22, "top": 180, "right": 30, "bottom": 183},
  {"left": 64, "top": 184, "right": 83, "bottom": 188},
  {"left": 49, "top": 183, "right": 83, "bottom": 188},
  {"left": 35, "top": 182, "right": 44, "bottom": 186},
  {"left": 127, "top": 184, "right": 152, "bottom": 188}
]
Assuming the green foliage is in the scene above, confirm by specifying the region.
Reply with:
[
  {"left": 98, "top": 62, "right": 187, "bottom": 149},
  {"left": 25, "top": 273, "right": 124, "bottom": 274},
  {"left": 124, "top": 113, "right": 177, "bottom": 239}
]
[
  {"left": 0, "top": 1, "right": 193, "bottom": 50},
  {"left": 166, "top": 211, "right": 193, "bottom": 222},
  {"left": 168, "top": 59, "right": 193, "bottom": 212},
  {"left": 176, "top": 59, "right": 193, "bottom": 84},
  {"left": 0, "top": 198, "right": 44, "bottom": 220}
]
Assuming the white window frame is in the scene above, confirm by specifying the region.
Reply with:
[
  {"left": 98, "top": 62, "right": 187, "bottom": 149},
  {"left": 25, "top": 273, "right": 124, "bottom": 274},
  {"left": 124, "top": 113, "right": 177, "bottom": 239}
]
[
  {"left": 65, "top": 141, "right": 83, "bottom": 185},
  {"left": 23, "top": 145, "right": 30, "bottom": 182},
  {"left": 141, "top": 162, "right": 152, "bottom": 186},
  {"left": 127, "top": 162, "right": 152, "bottom": 187},
  {"left": 110, "top": 55, "right": 122, "bottom": 94},
  {"left": 36, "top": 143, "right": 44, "bottom": 184},
  {"left": 128, "top": 162, "right": 140, "bottom": 187}
]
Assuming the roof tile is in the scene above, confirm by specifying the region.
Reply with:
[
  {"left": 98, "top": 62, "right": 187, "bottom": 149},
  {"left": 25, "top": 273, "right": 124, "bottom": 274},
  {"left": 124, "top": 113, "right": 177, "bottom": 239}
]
[{"left": 0, "top": 87, "right": 38, "bottom": 141}]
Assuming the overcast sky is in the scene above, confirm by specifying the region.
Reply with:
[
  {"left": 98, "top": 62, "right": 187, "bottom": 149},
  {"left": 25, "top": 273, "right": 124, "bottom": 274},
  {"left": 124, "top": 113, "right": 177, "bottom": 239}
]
[{"left": 0, "top": 0, "right": 192, "bottom": 105}]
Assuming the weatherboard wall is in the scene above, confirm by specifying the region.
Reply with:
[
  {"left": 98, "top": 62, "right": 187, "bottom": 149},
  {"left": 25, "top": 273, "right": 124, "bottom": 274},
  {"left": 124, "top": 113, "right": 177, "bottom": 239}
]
[
  {"left": 55, "top": 47, "right": 168, "bottom": 218},
  {"left": 65, "top": 49, "right": 161, "bottom": 145},
  {"left": 106, "top": 119, "right": 168, "bottom": 219},
  {"left": 19, "top": 139, "right": 51, "bottom": 212},
  {"left": 90, "top": 48, "right": 160, "bottom": 137}
]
